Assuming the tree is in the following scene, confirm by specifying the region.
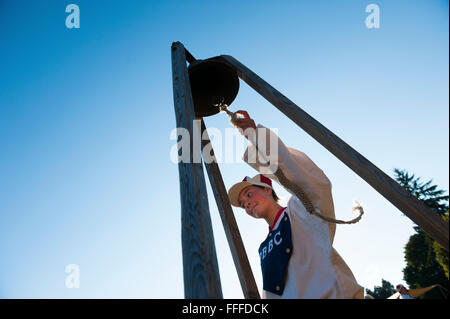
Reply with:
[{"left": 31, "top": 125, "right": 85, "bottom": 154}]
[
  {"left": 394, "top": 169, "right": 449, "bottom": 299},
  {"left": 433, "top": 212, "right": 449, "bottom": 278},
  {"left": 403, "top": 228, "right": 447, "bottom": 298},
  {"left": 366, "top": 279, "right": 396, "bottom": 299},
  {"left": 394, "top": 169, "right": 448, "bottom": 217}
]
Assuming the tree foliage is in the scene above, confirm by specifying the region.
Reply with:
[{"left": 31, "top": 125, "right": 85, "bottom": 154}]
[
  {"left": 394, "top": 169, "right": 449, "bottom": 299},
  {"left": 432, "top": 212, "right": 449, "bottom": 279},
  {"left": 365, "top": 279, "right": 396, "bottom": 299},
  {"left": 394, "top": 169, "right": 448, "bottom": 217}
]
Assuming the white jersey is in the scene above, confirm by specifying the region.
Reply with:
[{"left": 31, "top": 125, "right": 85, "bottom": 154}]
[{"left": 243, "top": 125, "right": 364, "bottom": 299}]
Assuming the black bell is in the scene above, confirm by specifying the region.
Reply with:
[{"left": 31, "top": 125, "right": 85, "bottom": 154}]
[{"left": 188, "top": 58, "right": 239, "bottom": 117}]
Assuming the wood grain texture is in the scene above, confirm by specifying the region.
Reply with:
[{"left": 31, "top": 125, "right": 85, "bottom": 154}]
[
  {"left": 218, "top": 54, "right": 449, "bottom": 251},
  {"left": 171, "top": 42, "right": 223, "bottom": 298},
  {"left": 201, "top": 119, "right": 261, "bottom": 299}
]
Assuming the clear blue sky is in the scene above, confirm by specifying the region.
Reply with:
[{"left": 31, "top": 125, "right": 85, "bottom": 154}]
[{"left": 0, "top": 0, "right": 448, "bottom": 298}]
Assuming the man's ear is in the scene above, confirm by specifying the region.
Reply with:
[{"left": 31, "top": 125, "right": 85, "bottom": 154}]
[{"left": 264, "top": 187, "right": 273, "bottom": 196}]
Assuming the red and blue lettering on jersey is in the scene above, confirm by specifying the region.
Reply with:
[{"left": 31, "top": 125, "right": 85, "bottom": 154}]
[{"left": 258, "top": 212, "right": 293, "bottom": 295}]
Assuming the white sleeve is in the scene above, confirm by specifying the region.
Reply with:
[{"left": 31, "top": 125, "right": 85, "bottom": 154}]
[{"left": 242, "top": 124, "right": 336, "bottom": 228}]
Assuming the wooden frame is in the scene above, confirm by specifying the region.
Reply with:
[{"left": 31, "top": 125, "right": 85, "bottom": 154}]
[
  {"left": 171, "top": 41, "right": 448, "bottom": 298},
  {"left": 217, "top": 55, "right": 448, "bottom": 252},
  {"left": 171, "top": 42, "right": 223, "bottom": 298},
  {"left": 201, "top": 119, "right": 260, "bottom": 299}
]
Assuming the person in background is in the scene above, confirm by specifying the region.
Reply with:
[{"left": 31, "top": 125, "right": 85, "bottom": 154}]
[{"left": 396, "top": 284, "right": 415, "bottom": 299}]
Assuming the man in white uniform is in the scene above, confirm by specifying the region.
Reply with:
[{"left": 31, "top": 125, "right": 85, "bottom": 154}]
[{"left": 227, "top": 110, "right": 364, "bottom": 299}]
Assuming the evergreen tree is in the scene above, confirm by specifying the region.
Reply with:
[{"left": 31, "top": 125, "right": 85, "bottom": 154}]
[
  {"left": 433, "top": 212, "right": 449, "bottom": 278},
  {"left": 394, "top": 169, "right": 449, "bottom": 299},
  {"left": 365, "top": 279, "right": 396, "bottom": 299},
  {"left": 394, "top": 169, "right": 448, "bottom": 217}
]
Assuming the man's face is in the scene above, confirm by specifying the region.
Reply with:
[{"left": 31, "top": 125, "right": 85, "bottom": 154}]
[
  {"left": 399, "top": 287, "right": 407, "bottom": 294},
  {"left": 237, "top": 185, "right": 273, "bottom": 219}
]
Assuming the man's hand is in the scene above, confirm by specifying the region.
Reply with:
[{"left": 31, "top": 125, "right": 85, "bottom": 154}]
[{"left": 234, "top": 110, "right": 256, "bottom": 139}]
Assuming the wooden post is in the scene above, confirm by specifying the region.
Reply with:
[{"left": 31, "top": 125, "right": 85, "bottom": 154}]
[
  {"left": 218, "top": 54, "right": 449, "bottom": 251},
  {"left": 201, "top": 119, "right": 261, "bottom": 299},
  {"left": 171, "top": 41, "right": 223, "bottom": 298}
]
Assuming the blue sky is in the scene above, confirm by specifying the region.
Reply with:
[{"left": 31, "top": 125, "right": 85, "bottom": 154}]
[{"left": 0, "top": 0, "right": 448, "bottom": 298}]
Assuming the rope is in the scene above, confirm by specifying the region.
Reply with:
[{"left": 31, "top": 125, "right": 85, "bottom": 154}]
[
  {"left": 275, "top": 168, "right": 364, "bottom": 224},
  {"left": 219, "top": 103, "right": 364, "bottom": 225}
]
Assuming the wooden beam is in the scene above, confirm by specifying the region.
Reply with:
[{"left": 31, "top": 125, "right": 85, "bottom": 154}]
[
  {"left": 201, "top": 119, "right": 261, "bottom": 299},
  {"left": 184, "top": 48, "right": 196, "bottom": 64},
  {"left": 171, "top": 41, "right": 223, "bottom": 298},
  {"left": 218, "top": 54, "right": 449, "bottom": 251}
]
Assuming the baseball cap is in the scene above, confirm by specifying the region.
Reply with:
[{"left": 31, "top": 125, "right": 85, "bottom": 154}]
[{"left": 228, "top": 174, "right": 273, "bottom": 207}]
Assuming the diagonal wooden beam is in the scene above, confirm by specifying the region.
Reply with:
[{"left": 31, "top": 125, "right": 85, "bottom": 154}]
[
  {"left": 171, "top": 41, "right": 223, "bottom": 298},
  {"left": 201, "top": 119, "right": 261, "bottom": 299},
  {"left": 218, "top": 54, "right": 449, "bottom": 251}
]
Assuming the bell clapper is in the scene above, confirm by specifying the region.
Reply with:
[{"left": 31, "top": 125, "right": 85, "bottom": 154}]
[{"left": 214, "top": 98, "right": 240, "bottom": 125}]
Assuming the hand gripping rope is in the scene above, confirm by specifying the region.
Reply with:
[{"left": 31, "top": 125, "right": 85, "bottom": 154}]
[{"left": 216, "top": 102, "right": 364, "bottom": 225}]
